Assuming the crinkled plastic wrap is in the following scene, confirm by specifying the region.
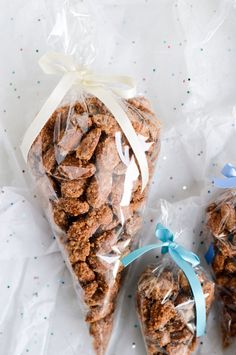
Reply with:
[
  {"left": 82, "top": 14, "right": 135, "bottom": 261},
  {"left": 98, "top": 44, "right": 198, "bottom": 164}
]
[
  {"left": 136, "top": 258, "right": 214, "bottom": 355},
  {"left": 206, "top": 190, "right": 236, "bottom": 348},
  {"left": 26, "top": 2, "right": 161, "bottom": 354}
]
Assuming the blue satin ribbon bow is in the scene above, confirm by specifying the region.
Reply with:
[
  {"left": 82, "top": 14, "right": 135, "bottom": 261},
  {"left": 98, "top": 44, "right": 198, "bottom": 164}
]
[
  {"left": 213, "top": 163, "right": 236, "bottom": 188},
  {"left": 121, "top": 223, "right": 206, "bottom": 337}
]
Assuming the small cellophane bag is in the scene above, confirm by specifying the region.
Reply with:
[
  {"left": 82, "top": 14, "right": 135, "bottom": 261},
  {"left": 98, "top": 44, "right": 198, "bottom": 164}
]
[
  {"left": 206, "top": 188, "right": 236, "bottom": 348},
  {"left": 121, "top": 223, "right": 215, "bottom": 355},
  {"left": 136, "top": 258, "right": 214, "bottom": 355}
]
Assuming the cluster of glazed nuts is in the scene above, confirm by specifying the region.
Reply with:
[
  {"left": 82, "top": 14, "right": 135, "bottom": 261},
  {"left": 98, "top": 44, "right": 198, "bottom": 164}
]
[
  {"left": 28, "top": 95, "right": 160, "bottom": 355},
  {"left": 136, "top": 264, "right": 214, "bottom": 355},
  {"left": 206, "top": 191, "right": 236, "bottom": 347}
]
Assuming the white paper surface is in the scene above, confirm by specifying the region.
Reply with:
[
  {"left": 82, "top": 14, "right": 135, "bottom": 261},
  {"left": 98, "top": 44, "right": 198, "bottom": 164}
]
[{"left": 0, "top": 0, "right": 236, "bottom": 354}]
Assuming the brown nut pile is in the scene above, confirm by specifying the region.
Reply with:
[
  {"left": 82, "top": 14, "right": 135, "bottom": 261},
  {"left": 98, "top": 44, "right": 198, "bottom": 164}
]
[
  {"left": 206, "top": 190, "right": 236, "bottom": 347},
  {"left": 137, "top": 264, "right": 214, "bottom": 355},
  {"left": 28, "top": 95, "right": 160, "bottom": 355}
]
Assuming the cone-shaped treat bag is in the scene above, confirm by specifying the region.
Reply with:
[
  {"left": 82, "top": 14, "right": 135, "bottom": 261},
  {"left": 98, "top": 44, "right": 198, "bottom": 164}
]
[
  {"left": 21, "top": 2, "right": 161, "bottom": 354},
  {"left": 121, "top": 224, "right": 215, "bottom": 355},
  {"left": 205, "top": 164, "right": 236, "bottom": 348}
]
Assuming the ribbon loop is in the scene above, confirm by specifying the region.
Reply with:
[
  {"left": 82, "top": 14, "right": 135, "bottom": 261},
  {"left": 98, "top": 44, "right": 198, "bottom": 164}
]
[
  {"left": 213, "top": 163, "right": 236, "bottom": 188},
  {"left": 121, "top": 223, "right": 206, "bottom": 337},
  {"left": 21, "top": 51, "right": 149, "bottom": 190}
]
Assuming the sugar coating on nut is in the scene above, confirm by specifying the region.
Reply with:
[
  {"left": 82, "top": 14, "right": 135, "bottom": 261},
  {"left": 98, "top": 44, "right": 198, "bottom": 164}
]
[
  {"left": 56, "top": 156, "right": 96, "bottom": 180},
  {"left": 57, "top": 197, "right": 90, "bottom": 216},
  {"left": 73, "top": 262, "right": 95, "bottom": 283},
  {"left": 86, "top": 171, "right": 113, "bottom": 208},
  {"left": 96, "top": 137, "right": 120, "bottom": 171},
  {"left": 57, "top": 125, "right": 83, "bottom": 154},
  {"left": 61, "top": 179, "right": 86, "bottom": 198},
  {"left": 66, "top": 239, "right": 90, "bottom": 263},
  {"left": 92, "top": 114, "right": 120, "bottom": 135},
  {"left": 52, "top": 202, "right": 68, "bottom": 230},
  {"left": 83, "top": 280, "right": 98, "bottom": 299},
  {"left": 76, "top": 127, "right": 101, "bottom": 161}
]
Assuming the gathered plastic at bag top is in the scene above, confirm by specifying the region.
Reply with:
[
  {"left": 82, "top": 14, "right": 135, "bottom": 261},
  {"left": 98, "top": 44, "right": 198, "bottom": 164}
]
[{"left": 22, "top": 1, "right": 161, "bottom": 354}]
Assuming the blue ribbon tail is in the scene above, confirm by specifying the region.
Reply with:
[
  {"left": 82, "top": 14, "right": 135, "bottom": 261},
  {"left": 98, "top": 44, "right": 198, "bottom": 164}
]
[
  {"left": 205, "top": 243, "right": 215, "bottom": 264},
  {"left": 174, "top": 245, "right": 200, "bottom": 268},
  {"left": 213, "top": 177, "right": 236, "bottom": 188},
  {"left": 121, "top": 244, "right": 163, "bottom": 267},
  {"left": 169, "top": 248, "right": 206, "bottom": 337}
]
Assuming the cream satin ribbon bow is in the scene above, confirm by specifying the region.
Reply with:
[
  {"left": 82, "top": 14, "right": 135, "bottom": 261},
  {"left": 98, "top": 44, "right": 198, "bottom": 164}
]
[{"left": 20, "top": 51, "right": 149, "bottom": 190}]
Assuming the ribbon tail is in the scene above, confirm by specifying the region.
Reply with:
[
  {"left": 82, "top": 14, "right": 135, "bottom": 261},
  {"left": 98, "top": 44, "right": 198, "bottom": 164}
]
[
  {"left": 169, "top": 248, "right": 206, "bottom": 337},
  {"left": 174, "top": 245, "right": 200, "bottom": 268},
  {"left": 205, "top": 243, "right": 215, "bottom": 264},
  {"left": 90, "top": 74, "right": 137, "bottom": 99},
  {"left": 121, "top": 244, "right": 163, "bottom": 267},
  {"left": 20, "top": 72, "right": 77, "bottom": 161},
  {"left": 86, "top": 86, "right": 149, "bottom": 191},
  {"left": 213, "top": 177, "right": 236, "bottom": 188}
]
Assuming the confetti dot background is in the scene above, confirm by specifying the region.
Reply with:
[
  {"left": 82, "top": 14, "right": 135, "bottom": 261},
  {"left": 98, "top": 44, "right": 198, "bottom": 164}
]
[{"left": 0, "top": 0, "right": 236, "bottom": 354}]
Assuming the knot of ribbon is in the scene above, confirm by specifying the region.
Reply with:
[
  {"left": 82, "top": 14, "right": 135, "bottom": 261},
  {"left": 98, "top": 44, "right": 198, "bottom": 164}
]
[
  {"left": 121, "top": 223, "right": 206, "bottom": 337},
  {"left": 20, "top": 51, "right": 149, "bottom": 190},
  {"left": 213, "top": 163, "right": 236, "bottom": 188}
]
